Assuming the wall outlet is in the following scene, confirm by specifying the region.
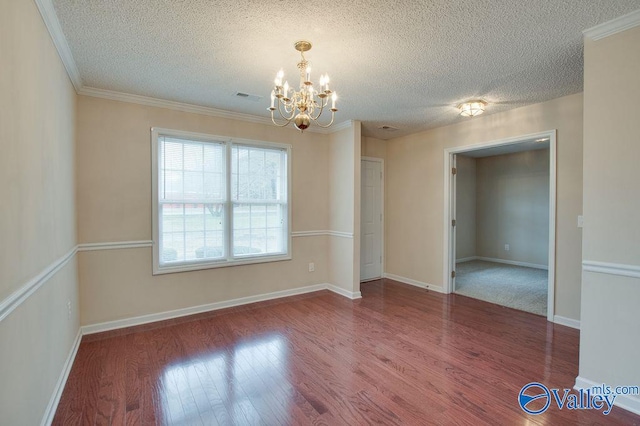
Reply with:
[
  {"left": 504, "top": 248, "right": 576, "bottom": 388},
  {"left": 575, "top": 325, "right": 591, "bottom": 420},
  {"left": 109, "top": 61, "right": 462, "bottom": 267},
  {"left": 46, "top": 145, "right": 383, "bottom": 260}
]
[
  {"left": 504, "top": 244, "right": 510, "bottom": 251},
  {"left": 67, "top": 300, "right": 71, "bottom": 319},
  {"left": 308, "top": 262, "right": 315, "bottom": 272}
]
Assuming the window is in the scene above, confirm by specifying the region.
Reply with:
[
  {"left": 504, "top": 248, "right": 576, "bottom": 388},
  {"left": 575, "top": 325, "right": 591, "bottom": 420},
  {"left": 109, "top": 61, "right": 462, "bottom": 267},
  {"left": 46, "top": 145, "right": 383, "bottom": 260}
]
[{"left": 152, "top": 128, "right": 291, "bottom": 274}]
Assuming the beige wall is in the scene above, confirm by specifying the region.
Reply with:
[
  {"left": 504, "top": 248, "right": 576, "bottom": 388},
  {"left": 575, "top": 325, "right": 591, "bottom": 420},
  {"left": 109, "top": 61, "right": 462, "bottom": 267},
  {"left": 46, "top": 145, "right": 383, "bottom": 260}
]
[
  {"left": 362, "top": 136, "right": 387, "bottom": 160},
  {"left": 386, "top": 93, "right": 583, "bottom": 320},
  {"left": 580, "top": 26, "right": 640, "bottom": 396},
  {"left": 0, "top": 0, "right": 78, "bottom": 424},
  {"left": 76, "top": 96, "right": 353, "bottom": 325},
  {"left": 455, "top": 155, "right": 476, "bottom": 259},
  {"left": 328, "top": 124, "right": 362, "bottom": 293},
  {"left": 476, "top": 149, "right": 549, "bottom": 266}
]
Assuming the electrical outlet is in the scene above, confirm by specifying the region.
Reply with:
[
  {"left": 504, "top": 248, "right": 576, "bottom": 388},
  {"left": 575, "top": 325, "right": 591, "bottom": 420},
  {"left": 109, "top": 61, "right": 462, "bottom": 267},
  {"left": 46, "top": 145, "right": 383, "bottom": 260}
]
[
  {"left": 67, "top": 300, "right": 71, "bottom": 319},
  {"left": 504, "top": 244, "right": 510, "bottom": 251},
  {"left": 308, "top": 262, "right": 315, "bottom": 272}
]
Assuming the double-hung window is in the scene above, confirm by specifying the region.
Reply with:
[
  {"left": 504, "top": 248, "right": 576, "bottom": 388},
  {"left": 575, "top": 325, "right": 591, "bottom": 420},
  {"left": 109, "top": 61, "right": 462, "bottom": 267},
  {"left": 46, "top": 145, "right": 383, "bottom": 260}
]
[{"left": 152, "top": 128, "right": 291, "bottom": 274}]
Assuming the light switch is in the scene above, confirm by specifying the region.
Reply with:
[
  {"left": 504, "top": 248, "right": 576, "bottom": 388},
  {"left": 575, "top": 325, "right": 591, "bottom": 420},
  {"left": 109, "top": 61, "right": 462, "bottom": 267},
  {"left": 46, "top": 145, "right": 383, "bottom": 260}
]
[{"left": 577, "top": 215, "right": 584, "bottom": 228}]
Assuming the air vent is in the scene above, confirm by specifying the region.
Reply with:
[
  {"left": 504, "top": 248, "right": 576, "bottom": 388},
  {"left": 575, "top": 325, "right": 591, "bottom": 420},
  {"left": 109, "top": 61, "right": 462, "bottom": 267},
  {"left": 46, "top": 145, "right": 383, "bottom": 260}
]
[
  {"left": 235, "top": 92, "right": 263, "bottom": 102},
  {"left": 378, "top": 125, "right": 399, "bottom": 131}
]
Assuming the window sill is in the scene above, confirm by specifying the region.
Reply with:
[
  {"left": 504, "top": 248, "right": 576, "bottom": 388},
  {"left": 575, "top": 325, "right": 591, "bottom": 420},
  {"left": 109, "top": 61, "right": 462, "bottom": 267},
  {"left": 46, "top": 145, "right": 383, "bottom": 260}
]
[{"left": 152, "top": 253, "right": 292, "bottom": 275}]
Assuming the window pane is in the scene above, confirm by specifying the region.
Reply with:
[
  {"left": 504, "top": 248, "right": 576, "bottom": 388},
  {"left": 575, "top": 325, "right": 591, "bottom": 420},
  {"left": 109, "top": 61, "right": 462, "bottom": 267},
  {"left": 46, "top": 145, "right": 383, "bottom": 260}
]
[
  {"left": 159, "top": 203, "right": 225, "bottom": 264},
  {"left": 155, "top": 132, "right": 289, "bottom": 272},
  {"left": 232, "top": 145, "right": 286, "bottom": 202},
  {"left": 233, "top": 203, "right": 285, "bottom": 256},
  {"left": 160, "top": 137, "right": 225, "bottom": 202}
]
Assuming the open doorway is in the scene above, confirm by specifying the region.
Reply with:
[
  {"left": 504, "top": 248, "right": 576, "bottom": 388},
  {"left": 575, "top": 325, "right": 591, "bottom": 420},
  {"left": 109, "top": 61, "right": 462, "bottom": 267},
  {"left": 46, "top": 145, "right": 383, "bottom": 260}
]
[{"left": 444, "top": 131, "right": 556, "bottom": 320}]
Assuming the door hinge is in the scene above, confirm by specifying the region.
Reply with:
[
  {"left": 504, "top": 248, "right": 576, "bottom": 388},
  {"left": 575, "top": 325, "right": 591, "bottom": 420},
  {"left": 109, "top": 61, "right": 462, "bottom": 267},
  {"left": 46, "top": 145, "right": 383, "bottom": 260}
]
[
  {"left": 452, "top": 167, "right": 457, "bottom": 175},
  {"left": 451, "top": 219, "right": 456, "bottom": 227},
  {"left": 380, "top": 171, "right": 383, "bottom": 179},
  {"left": 451, "top": 270, "right": 456, "bottom": 278}
]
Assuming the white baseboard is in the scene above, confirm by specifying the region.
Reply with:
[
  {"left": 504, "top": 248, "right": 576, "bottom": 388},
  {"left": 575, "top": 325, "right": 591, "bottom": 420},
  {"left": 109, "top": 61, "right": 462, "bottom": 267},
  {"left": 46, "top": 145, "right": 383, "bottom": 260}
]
[
  {"left": 82, "top": 283, "right": 355, "bottom": 335},
  {"left": 41, "top": 329, "right": 82, "bottom": 426},
  {"left": 575, "top": 376, "right": 640, "bottom": 416},
  {"left": 475, "top": 256, "right": 548, "bottom": 270},
  {"left": 383, "top": 273, "right": 444, "bottom": 293},
  {"left": 553, "top": 315, "right": 581, "bottom": 330},
  {"left": 456, "top": 256, "right": 477, "bottom": 263},
  {"left": 327, "top": 284, "right": 362, "bottom": 300}
]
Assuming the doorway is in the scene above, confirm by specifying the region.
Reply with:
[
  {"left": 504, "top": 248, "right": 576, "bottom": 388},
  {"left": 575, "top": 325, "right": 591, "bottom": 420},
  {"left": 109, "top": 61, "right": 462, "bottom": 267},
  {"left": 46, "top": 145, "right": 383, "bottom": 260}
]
[
  {"left": 361, "top": 158, "right": 384, "bottom": 281},
  {"left": 443, "top": 131, "right": 557, "bottom": 320}
]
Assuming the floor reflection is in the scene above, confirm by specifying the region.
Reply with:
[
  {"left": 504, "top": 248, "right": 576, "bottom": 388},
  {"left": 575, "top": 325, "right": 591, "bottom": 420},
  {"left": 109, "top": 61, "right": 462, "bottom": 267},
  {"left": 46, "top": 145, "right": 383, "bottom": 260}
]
[{"left": 160, "top": 334, "right": 289, "bottom": 425}]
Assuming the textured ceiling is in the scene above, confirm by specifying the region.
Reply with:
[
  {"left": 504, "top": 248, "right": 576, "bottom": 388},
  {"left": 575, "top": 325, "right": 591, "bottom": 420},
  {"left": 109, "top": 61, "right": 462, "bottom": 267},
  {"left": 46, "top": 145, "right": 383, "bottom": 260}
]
[{"left": 52, "top": 0, "right": 640, "bottom": 139}]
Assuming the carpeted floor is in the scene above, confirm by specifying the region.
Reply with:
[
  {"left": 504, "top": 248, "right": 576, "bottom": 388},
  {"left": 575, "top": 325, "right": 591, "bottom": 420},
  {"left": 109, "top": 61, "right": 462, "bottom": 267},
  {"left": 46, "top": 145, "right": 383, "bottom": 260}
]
[{"left": 455, "top": 260, "right": 548, "bottom": 316}]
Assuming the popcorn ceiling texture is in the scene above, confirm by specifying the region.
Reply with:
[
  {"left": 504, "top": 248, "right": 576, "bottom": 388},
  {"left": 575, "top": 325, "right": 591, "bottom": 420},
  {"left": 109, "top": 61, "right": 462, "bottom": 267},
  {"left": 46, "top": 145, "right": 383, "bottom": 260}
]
[{"left": 52, "top": 0, "right": 640, "bottom": 139}]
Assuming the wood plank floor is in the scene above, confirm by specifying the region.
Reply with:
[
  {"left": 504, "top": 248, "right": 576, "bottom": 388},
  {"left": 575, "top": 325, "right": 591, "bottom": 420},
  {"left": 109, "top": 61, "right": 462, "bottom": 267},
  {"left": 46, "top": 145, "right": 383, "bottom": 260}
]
[{"left": 53, "top": 279, "right": 640, "bottom": 425}]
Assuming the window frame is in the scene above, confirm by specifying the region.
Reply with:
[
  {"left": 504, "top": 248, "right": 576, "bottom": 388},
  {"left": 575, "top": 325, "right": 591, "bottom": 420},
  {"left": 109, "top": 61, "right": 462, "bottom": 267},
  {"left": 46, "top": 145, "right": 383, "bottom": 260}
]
[{"left": 151, "top": 127, "right": 292, "bottom": 275}]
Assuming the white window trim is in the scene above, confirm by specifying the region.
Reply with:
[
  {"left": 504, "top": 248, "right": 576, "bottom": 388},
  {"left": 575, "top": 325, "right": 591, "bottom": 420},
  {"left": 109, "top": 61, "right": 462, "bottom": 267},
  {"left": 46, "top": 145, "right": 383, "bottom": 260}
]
[{"left": 151, "top": 127, "right": 292, "bottom": 275}]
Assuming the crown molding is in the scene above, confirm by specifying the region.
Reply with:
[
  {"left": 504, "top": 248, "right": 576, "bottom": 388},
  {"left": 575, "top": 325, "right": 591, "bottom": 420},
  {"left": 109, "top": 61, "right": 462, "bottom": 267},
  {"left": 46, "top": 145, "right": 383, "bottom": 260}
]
[
  {"left": 35, "top": 0, "right": 352, "bottom": 135},
  {"left": 583, "top": 9, "right": 640, "bottom": 41},
  {"left": 34, "top": 0, "right": 82, "bottom": 91},
  {"left": 79, "top": 86, "right": 351, "bottom": 134},
  {"left": 330, "top": 120, "right": 355, "bottom": 133}
]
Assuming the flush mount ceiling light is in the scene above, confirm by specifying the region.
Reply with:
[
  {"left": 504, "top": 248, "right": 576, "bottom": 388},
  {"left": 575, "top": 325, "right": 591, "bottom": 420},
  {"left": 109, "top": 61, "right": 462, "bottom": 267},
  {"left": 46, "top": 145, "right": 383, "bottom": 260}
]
[
  {"left": 268, "top": 40, "right": 337, "bottom": 132},
  {"left": 458, "top": 100, "right": 487, "bottom": 117}
]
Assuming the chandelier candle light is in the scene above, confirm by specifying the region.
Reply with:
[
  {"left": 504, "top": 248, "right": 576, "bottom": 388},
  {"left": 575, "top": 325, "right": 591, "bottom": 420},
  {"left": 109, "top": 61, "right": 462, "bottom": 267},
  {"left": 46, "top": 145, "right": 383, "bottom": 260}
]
[{"left": 268, "top": 40, "right": 337, "bottom": 131}]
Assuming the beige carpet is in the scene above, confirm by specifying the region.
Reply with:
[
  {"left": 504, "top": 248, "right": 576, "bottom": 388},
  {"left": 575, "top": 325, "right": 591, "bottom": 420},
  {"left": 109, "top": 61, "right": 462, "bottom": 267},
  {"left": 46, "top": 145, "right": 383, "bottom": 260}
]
[{"left": 455, "top": 260, "right": 548, "bottom": 316}]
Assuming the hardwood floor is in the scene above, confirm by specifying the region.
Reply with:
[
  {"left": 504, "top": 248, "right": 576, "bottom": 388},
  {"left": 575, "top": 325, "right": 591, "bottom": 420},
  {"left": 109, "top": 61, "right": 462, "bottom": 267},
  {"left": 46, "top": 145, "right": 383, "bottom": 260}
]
[{"left": 53, "top": 279, "right": 639, "bottom": 425}]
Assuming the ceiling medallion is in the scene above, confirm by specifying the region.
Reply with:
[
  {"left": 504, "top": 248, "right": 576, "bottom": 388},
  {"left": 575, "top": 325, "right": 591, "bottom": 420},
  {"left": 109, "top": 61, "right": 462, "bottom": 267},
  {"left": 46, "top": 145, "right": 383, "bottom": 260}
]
[{"left": 268, "top": 41, "right": 337, "bottom": 132}]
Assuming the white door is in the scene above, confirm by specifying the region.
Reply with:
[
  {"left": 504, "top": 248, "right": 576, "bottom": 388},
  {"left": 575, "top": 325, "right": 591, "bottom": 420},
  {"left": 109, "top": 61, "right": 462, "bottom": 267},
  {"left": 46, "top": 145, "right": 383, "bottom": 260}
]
[
  {"left": 451, "top": 154, "right": 457, "bottom": 291},
  {"left": 361, "top": 159, "right": 383, "bottom": 281}
]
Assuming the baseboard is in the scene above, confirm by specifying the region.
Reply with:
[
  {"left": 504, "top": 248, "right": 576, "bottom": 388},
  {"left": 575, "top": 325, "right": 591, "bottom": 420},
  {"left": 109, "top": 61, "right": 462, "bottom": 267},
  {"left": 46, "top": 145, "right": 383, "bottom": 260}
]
[
  {"left": 475, "top": 257, "right": 548, "bottom": 270},
  {"left": 81, "top": 283, "right": 358, "bottom": 335},
  {"left": 553, "top": 315, "right": 581, "bottom": 330},
  {"left": 456, "top": 256, "right": 477, "bottom": 263},
  {"left": 383, "top": 273, "right": 444, "bottom": 293},
  {"left": 41, "top": 329, "right": 82, "bottom": 426},
  {"left": 326, "top": 284, "right": 362, "bottom": 300},
  {"left": 575, "top": 376, "right": 640, "bottom": 415}
]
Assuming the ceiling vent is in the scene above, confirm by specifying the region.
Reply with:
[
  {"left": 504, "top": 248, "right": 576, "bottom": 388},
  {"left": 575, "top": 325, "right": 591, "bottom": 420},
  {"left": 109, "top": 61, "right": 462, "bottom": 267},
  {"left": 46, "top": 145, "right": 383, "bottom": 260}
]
[
  {"left": 235, "top": 92, "right": 263, "bottom": 102},
  {"left": 378, "top": 125, "right": 399, "bottom": 131}
]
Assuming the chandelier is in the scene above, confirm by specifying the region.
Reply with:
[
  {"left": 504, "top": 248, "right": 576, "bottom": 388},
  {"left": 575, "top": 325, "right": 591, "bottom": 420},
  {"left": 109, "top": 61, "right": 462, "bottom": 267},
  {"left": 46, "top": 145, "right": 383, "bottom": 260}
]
[{"left": 268, "top": 40, "right": 337, "bottom": 132}]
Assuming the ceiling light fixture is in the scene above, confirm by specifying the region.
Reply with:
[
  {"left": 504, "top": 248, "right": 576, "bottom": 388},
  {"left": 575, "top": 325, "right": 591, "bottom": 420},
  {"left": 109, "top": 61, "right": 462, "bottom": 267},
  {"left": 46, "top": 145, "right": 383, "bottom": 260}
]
[
  {"left": 268, "top": 41, "right": 337, "bottom": 132},
  {"left": 458, "top": 100, "right": 487, "bottom": 117}
]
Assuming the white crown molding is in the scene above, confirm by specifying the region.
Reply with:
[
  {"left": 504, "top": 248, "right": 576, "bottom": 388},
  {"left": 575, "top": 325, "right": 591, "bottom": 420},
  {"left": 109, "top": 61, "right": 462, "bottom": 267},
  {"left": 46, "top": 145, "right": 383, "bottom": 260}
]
[
  {"left": 77, "top": 240, "right": 153, "bottom": 251},
  {"left": 78, "top": 86, "right": 350, "bottom": 135},
  {"left": 41, "top": 330, "right": 82, "bottom": 426},
  {"left": 384, "top": 273, "right": 445, "bottom": 293},
  {"left": 583, "top": 9, "right": 640, "bottom": 41},
  {"left": 0, "top": 246, "right": 77, "bottom": 323},
  {"left": 33, "top": 1, "right": 353, "bottom": 135},
  {"left": 33, "top": 0, "right": 82, "bottom": 91},
  {"left": 575, "top": 376, "right": 640, "bottom": 416},
  {"left": 330, "top": 120, "right": 355, "bottom": 133},
  {"left": 582, "top": 260, "right": 640, "bottom": 279}
]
